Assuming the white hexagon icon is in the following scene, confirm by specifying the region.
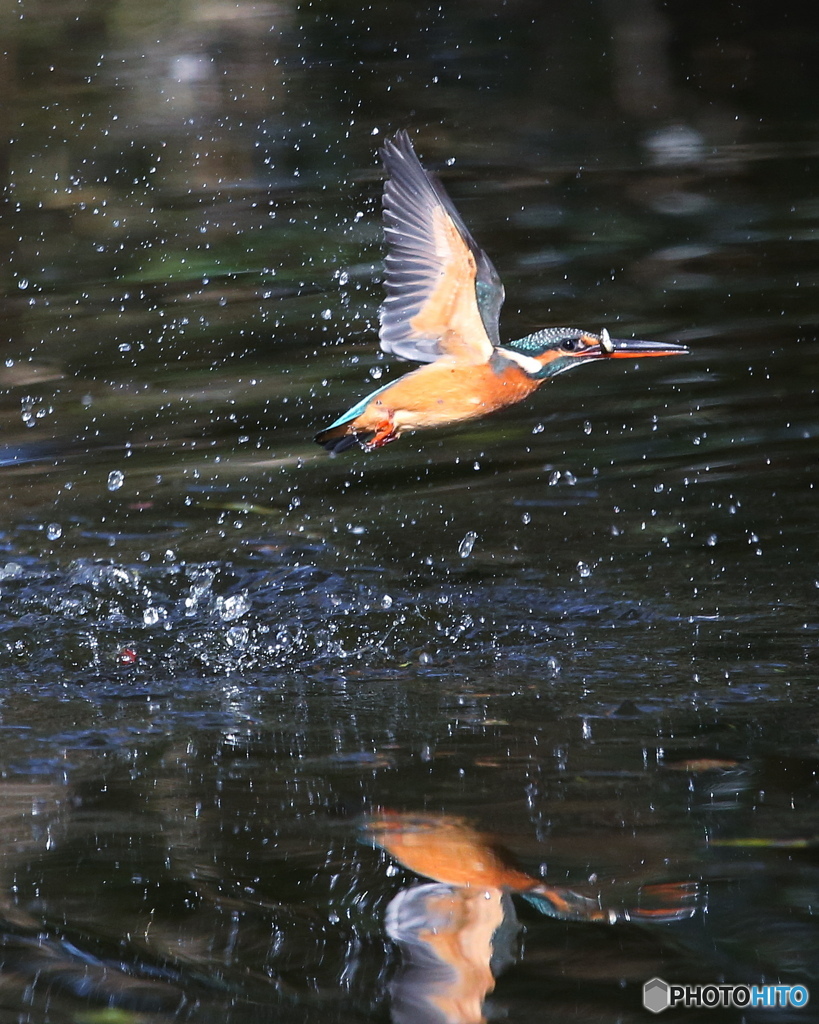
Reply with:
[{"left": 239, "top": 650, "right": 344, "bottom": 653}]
[{"left": 643, "top": 977, "right": 671, "bottom": 1014}]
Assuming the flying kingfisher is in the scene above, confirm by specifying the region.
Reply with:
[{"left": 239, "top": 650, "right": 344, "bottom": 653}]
[{"left": 315, "top": 130, "right": 687, "bottom": 453}]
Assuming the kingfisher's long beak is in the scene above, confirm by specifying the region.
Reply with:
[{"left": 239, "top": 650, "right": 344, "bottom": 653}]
[{"left": 599, "top": 328, "right": 688, "bottom": 358}]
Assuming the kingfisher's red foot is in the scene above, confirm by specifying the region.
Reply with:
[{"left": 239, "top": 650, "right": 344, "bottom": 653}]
[{"left": 363, "top": 419, "right": 398, "bottom": 450}]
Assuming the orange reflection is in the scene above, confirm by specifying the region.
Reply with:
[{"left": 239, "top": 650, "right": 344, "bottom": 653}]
[
  {"left": 367, "top": 811, "right": 697, "bottom": 1024},
  {"left": 368, "top": 811, "right": 605, "bottom": 922}
]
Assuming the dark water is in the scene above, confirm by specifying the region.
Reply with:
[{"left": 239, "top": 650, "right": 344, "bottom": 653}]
[{"left": 2, "top": 2, "right": 819, "bottom": 1021}]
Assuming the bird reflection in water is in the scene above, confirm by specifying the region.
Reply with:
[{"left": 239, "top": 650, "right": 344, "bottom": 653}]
[
  {"left": 365, "top": 812, "right": 697, "bottom": 1024},
  {"left": 385, "top": 882, "right": 516, "bottom": 1024}
]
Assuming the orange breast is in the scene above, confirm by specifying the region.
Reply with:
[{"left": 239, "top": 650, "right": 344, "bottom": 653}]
[{"left": 356, "top": 357, "right": 540, "bottom": 434}]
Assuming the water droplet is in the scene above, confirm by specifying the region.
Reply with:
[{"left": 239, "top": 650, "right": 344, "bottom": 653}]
[
  {"left": 521, "top": 512, "right": 531, "bottom": 525},
  {"left": 226, "top": 625, "right": 249, "bottom": 647},
  {"left": 577, "top": 561, "right": 592, "bottom": 578},
  {"left": 216, "top": 592, "right": 251, "bottom": 622},
  {"left": 418, "top": 651, "right": 433, "bottom": 665},
  {"left": 143, "top": 606, "right": 161, "bottom": 626},
  {"left": 381, "top": 594, "right": 393, "bottom": 609},
  {"left": 320, "top": 308, "right": 332, "bottom": 320},
  {"left": 583, "top": 420, "right": 592, "bottom": 435},
  {"left": 654, "top": 483, "right": 665, "bottom": 493},
  {"left": 532, "top": 422, "right": 545, "bottom": 434},
  {"left": 563, "top": 471, "right": 577, "bottom": 486},
  {"left": 706, "top": 533, "right": 718, "bottom": 547},
  {"left": 107, "top": 470, "right": 124, "bottom": 491},
  {"left": 458, "top": 531, "right": 478, "bottom": 558},
  {"left": 548, "top": 470, "right": 561, "bottom": 486},
  {"left": 17, "top": 278, "right": 29, "bottom": 290},
  {"left": 46, "top": 523, "right": 62, "bottom": 540},
  {"left": 369, "top": 366, "right": 383, "bottom": 379}
]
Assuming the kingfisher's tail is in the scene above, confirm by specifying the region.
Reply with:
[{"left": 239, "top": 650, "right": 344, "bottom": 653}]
[{"left": 314, "top": 424, "right": 359, "bottom": 453}]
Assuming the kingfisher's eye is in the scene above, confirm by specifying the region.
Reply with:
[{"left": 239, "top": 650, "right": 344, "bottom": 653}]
[{"left": 560, "top": 336, "right": 582, "bottom": 352}]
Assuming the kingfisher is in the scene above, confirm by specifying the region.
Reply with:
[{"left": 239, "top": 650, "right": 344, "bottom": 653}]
[{"left": 315, "top": 130, "right": 687, "bottom": 453}]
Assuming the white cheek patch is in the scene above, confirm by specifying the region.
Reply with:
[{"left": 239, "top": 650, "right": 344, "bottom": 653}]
[
  {"left": 599, "top": 328, "right": 614, "bottom": 355},
  {"left": 497, "top": 347, "right": 543, "bottom": 376}
]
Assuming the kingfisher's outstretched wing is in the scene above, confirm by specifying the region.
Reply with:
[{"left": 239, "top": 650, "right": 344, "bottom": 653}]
[{"left": 378, "top": 130, "right": 504, "bottom": 365}]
